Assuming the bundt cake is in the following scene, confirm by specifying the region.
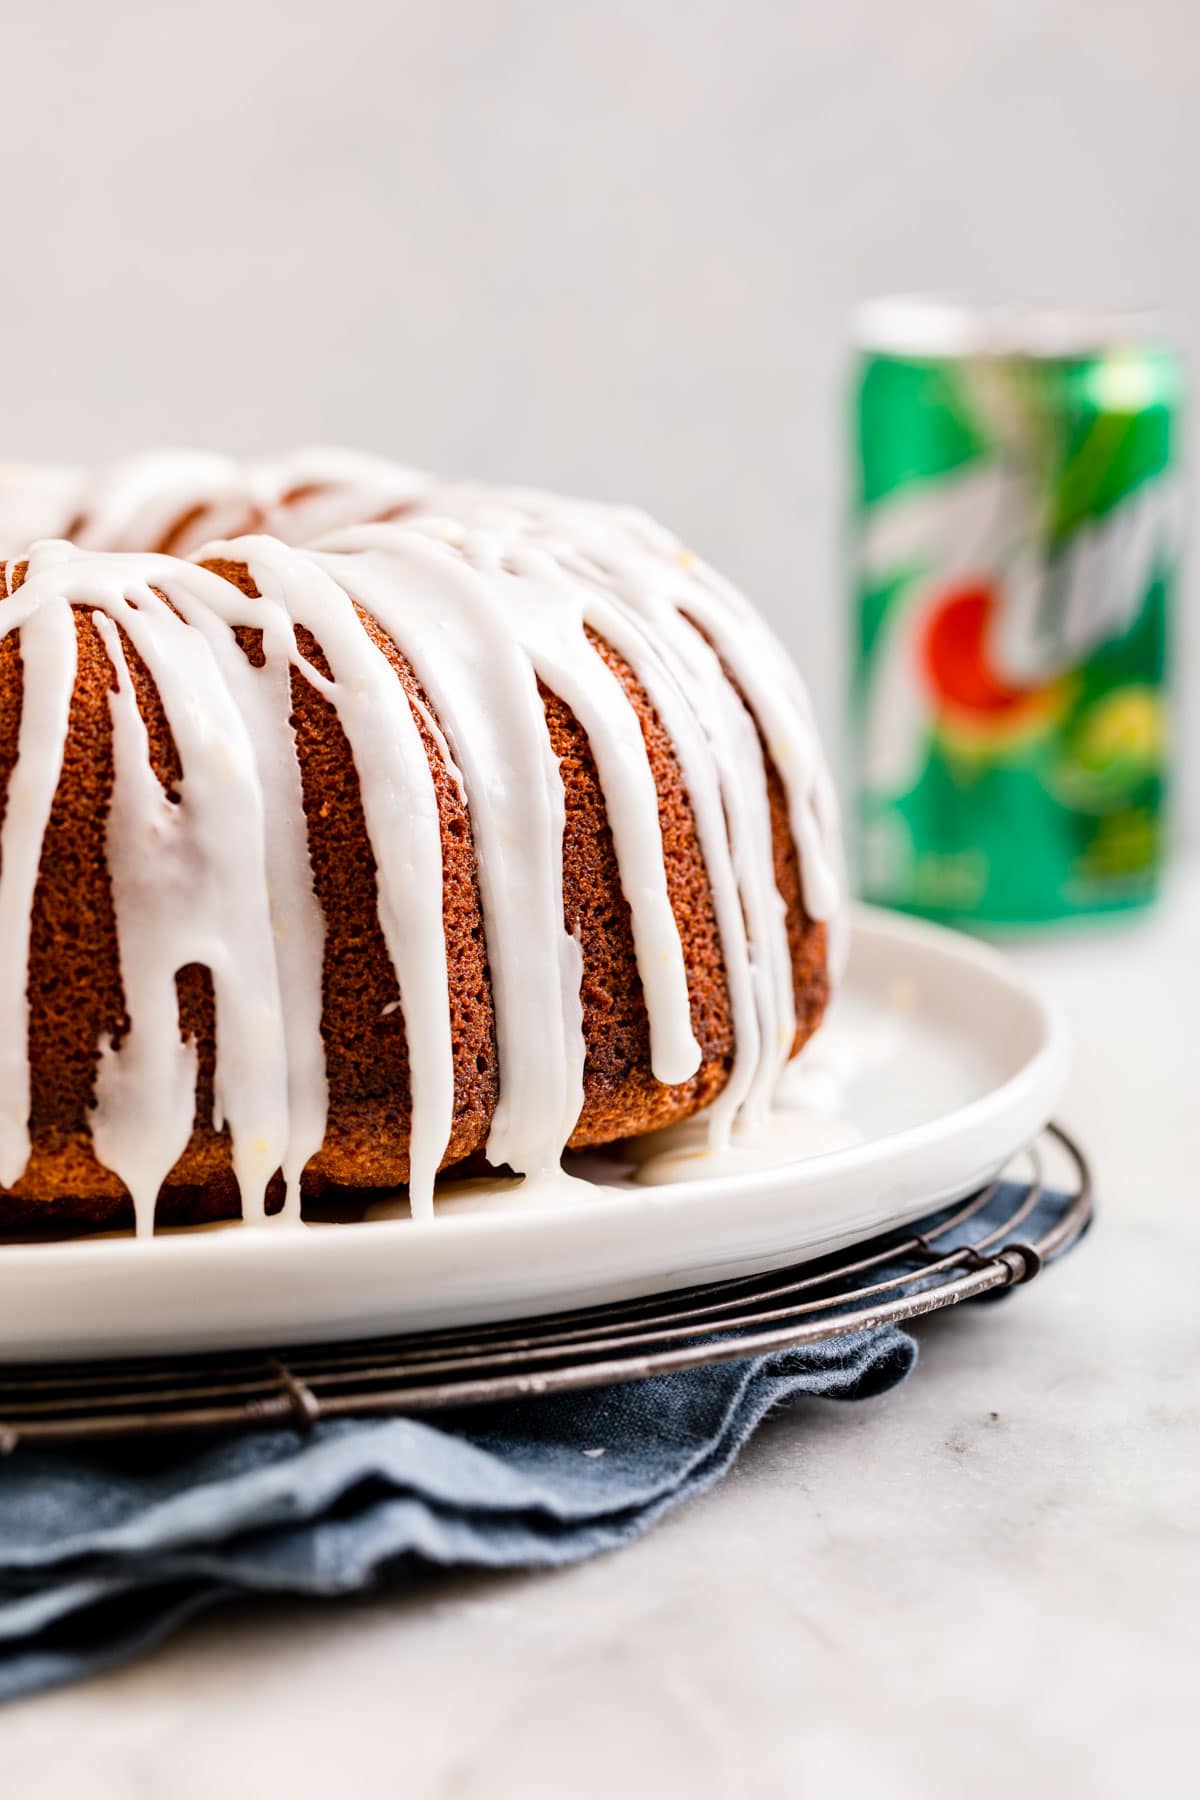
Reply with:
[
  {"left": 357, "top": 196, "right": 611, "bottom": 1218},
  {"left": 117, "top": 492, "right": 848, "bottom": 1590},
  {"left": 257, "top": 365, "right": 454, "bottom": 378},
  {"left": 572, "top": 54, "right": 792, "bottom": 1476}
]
[{"left": 0, "top": 452, "right": 843, "bottom": 1235}]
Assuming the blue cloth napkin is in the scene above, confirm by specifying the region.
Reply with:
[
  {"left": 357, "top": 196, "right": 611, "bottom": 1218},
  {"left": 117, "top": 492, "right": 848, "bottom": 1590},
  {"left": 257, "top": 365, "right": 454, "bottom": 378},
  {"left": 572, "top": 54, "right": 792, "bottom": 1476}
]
[{"left": 0, "top": 1179, "right": 1082, "bottom": 1704}]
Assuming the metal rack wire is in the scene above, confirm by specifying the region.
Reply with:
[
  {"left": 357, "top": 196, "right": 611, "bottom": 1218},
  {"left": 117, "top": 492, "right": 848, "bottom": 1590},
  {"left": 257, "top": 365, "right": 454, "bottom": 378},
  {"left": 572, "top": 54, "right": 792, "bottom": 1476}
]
[{"left": 0, "top": 1123, "right": 1091, "bottom": 1449}]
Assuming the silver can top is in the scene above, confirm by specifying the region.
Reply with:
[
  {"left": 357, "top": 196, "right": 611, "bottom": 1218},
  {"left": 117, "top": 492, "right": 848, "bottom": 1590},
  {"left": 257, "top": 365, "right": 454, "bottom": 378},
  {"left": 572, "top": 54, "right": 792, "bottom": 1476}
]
[{"left": 851, "top": 295, "right": 1170, "bottom": 359}]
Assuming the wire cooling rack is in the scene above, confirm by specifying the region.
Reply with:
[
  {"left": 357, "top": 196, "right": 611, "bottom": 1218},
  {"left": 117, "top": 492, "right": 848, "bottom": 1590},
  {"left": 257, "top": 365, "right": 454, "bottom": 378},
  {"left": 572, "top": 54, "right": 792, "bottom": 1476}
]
[{"left": 0, "top": 1123, "right": 1091, "bottom": 1450}]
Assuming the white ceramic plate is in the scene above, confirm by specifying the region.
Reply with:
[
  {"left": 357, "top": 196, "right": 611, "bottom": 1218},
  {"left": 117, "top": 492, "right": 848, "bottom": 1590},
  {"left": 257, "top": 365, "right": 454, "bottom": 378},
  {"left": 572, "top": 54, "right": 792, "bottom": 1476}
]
[{"left": 0, "top": 907, "right": 1069, "bottom": 1361}]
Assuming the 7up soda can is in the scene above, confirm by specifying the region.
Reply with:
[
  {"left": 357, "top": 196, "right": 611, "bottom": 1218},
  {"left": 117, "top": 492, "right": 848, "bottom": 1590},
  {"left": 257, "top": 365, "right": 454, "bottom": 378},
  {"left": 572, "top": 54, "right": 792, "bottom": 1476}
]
[{"left": 851, "top": 298, "right": 1182, "bottom": 927}]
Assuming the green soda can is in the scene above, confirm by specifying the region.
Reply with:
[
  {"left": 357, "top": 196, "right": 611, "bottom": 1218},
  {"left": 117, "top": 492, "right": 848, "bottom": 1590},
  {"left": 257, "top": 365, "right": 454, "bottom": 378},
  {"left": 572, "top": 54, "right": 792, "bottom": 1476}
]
[{"left": 850, "top": 298, "right": 1182, "bottom": 928}]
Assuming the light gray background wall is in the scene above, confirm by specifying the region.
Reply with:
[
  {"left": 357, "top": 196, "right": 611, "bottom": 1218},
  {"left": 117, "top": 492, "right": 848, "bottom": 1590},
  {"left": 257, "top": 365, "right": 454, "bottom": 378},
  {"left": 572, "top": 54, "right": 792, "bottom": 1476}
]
[{"left": 3, "top": 0, "right": 1197, "bottom": 838}]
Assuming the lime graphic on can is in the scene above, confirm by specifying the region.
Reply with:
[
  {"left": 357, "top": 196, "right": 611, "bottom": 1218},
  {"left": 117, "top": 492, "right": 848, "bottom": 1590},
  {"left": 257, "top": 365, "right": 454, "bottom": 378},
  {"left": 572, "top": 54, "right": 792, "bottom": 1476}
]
[{"left": 850, "top": 299, "right": 1181, "bottom": 927}]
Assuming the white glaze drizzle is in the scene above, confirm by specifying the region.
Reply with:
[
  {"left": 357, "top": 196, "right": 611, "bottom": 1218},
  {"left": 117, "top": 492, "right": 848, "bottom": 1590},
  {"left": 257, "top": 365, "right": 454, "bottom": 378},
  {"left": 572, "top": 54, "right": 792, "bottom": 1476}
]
[
  {"left": 0, "top": 448, "right": 424, "bottom": 561},
  {"left": 315, "top": 523, "right": 703, "bottom": 1094},
  {"left": 159, "top": 558, "right": 329, "bottom": 1221},
  {"left": 0, "top": 455, "right": 844, "bottom": 1227},
  {"left": 2, "top": 544, "right": 291, "bottom": 1234},
  {"left": 205, "top": 534, "right": 455, "bottom": 1220},
  {"left": 248, "top": 448, "right": 428, "bottom": 545},
  {"left": 69, "top": 452, "right": 251, "bottom": 554},
  {"left": 417, "top": 479, "right": 844, "bottom": 957},
  {"left": 369, "top": 480, "right": 845, "bottom": 1138},
  {"left": 307, "top": 526, "right": 591, "bottom": 1180}
]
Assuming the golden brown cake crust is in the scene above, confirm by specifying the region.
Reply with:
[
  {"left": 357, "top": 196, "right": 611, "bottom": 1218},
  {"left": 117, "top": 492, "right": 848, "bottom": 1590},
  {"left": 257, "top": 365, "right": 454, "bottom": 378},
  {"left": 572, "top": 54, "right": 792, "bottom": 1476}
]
[{"left": 0, "top": 557, "right": 828, "bottom": 1232}]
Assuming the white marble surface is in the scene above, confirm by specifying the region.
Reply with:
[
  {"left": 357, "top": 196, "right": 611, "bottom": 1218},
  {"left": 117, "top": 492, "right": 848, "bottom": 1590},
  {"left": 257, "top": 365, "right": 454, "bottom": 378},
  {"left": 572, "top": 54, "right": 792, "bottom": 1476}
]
[{"left": 2, "top": 868, "right": 1196, "bottom": 1798}]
